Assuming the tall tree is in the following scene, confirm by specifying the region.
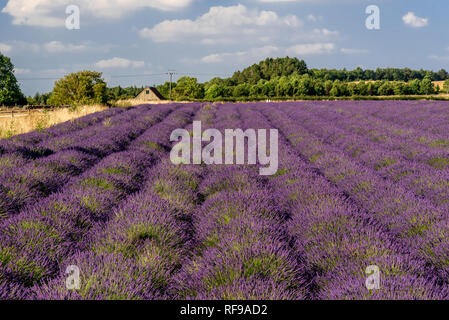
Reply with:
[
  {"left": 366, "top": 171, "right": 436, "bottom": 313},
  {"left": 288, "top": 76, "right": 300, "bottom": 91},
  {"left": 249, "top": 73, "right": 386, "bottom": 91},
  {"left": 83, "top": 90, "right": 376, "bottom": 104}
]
[
  {"left": 232, "top": 57, "right": 308, "bottom": 85},
  {"left": 0, "top": 53, "right": 26, "bottom": 106},
  {"left": 420, "top": 77, "right": 435, "bottom": 95},
  {"left": 48, "top": 71, "right": 107, "bottom": 106},
  {"left": 173, "top": 77, "right": 205, "bottom": 99},
  {"left": 443, "top": 80, "right": 449, "bottom": 94}
]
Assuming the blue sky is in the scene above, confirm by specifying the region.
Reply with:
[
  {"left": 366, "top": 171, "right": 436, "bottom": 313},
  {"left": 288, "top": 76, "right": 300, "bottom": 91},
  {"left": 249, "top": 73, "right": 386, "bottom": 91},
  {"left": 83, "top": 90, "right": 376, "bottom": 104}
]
[{"left": 0, "top": 0, "right": 448, "bottom": 96}]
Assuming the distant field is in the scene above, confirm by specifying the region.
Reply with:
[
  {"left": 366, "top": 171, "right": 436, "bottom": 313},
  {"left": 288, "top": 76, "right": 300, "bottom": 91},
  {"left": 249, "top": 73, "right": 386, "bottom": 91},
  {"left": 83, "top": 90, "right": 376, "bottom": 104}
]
[
  {"left": 0, "top": 105, "right": 109, "bottom": 138},
  {"left": 433, "top": 81, "right": 445, "bottom": 90},
  {"left": 112, "top": 99, "right": 188, "bottom": 108},
  {"left": 1, "top": 101, "right": 449, "bottom": 300}
]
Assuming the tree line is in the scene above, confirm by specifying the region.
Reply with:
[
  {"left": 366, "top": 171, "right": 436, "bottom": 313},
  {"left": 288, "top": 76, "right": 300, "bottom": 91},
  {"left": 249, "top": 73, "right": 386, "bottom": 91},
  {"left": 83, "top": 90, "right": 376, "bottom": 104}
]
[
  {"left": 154, "top": 57, "right": 449, "bottom": 100},
  {"left": 2, "top": 53, "right": 449, "bottom": 106},
  {"left": 156, "top": 75, "right": 448, "bottom": 100},
  {"left": 230, "top": 57, "right": 449, "bottom": 83},
  {"left": 27, "top": 76, "right": 143, "bottom": 106}
]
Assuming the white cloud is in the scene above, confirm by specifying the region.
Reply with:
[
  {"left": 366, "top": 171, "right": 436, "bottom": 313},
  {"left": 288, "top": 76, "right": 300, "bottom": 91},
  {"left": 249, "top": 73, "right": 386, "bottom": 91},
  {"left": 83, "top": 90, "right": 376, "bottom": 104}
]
[
  {"left": 429, "top": 54, "right": 449, "bottom": 61},
  {"left": 94, "top": 57, "right": 145, "bottom": 69},
  {"left": 14, "top": 68, "right": 31, "bottom": 75},
  {"left": 340, "top": 48, "right": 369, "bottom": 54},
  {"left": 201, "top": 46, "right": 281, "bottom": 64},
  {"left": 43, "top": 41, "right": 88, "bottom": 53},
  {"left": 0, "top": 43, "right": 13, "bottom": 54},
  {"left": 0, "top": 41, "right": 106, "bottom": 55},
  {"left": 202, "top": 52, "right": 244, "bottom": 64},
  {"left": 2, "top": 0, "right": 195, "bottom": 27},
  {"left": 140, "top": 4, "right": 303, "bottom": 44},
  {"left": 307, "top": 14, "right": 317, "bottom": 22},
  {"left": 286, "top": 43, "right": 335, "bottom": 55},
  {"left": 3, "top": 41, "right": 40, "bottom": 53},
  {"left": 200, "top": 42, "right": 335, "bottom": 65},
  {"left": 402, "top": 12, "right": 428, "bottom": 28}
]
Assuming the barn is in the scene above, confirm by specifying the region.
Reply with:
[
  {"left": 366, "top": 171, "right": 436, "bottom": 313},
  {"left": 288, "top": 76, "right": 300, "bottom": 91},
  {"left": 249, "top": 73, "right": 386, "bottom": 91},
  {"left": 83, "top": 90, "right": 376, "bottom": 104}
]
[{"left": 135, "top": 87, "right": 165, "bottom": 102}]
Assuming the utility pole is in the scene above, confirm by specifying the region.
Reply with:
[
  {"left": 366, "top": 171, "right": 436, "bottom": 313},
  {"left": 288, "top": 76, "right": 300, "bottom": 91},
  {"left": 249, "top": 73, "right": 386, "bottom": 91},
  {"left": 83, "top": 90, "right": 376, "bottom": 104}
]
[{"left": 167, "top": 70, "right": 177, "bottom": 101}]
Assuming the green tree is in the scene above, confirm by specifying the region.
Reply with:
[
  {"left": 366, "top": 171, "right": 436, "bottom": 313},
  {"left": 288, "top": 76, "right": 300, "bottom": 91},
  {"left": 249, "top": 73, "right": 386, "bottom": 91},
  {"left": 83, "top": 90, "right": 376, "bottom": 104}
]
[
  {"left": 155, "top": 82, "right": 175, "bottom": 99},
  {"left": 356, "top": 82, "right": 369, "bottom": 96},
  {"left": 330, "top": 80, "right": 341, "bottom": 97},
  {"left": 367, "top": 83, "right": 376, "bottom": 96},
  {"left": 48, "top": 71, "right": 107, "bottom": 106},
  {"left": 233, "top": 83, "right": 251, "bottom": 97},
  {"left": 93, "top": 82, "right": 107, "bottom": 103},
  {"left": 347, "top": 83, "right": 358, "bottom": 96},
  {"left": 232, "top": 57, "right": 308, "bottom": 85},
  {"left": 324, "top": 80, "right": 333, "bottom": 96},
  {"left": 420, "top": 77, "right": 435, "bottom": 95},
  {"left": 407, "top": 79, "right": 421, "bottom": 95},
  {"left": 443, "top": 80, "right": 449, "bottom": 94},
  {"left": 275, "top": 76, "right": 293, "bottom": 97},
  {"left": 393, "top": 82, "right": 406, "bottom": 95},
  {"left": 296, "top": 75, "right": 313, "bottom": 96},
  {"left": 205, "top": 84, "right": 224, "bottom": 99},
  {"left": 378, "top": 82, "right": 394, "bottom": 96},
  {"left": 0, "top": 53, "right": 26, "bottom": 106},
  {"left": 313, "top": 79, "right": 324, "bottom": 96},
  {"left": 173, "top": 77, "right": 205, "bottom": 99},
  {"left": 249, "top": 84, "right": 262, "bottom": 97}
]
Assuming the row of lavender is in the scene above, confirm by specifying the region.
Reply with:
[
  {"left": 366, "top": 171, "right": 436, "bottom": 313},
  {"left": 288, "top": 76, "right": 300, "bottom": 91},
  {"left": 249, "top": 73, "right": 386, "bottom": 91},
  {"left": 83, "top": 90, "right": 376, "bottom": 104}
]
[
  {"left": 32, "top": 104, "right": 212, "bottom": 299},
  {"left": 267, "top": 102, "right": 449, "bottom": 281},
  {"left": 0, "top": 106, "right": 176, "bottom": 219},
  {"left": 254, "top": 103, "right": 447, "bottom": 299},
  {"left": 39, "top": 103, "right": 449, "bottom": 298},
  {"left": 193, "top": 103, "right": 446, "bottom": 299},
  {"left": 2, "top": 101, "right": 449, "bottom": 299},
  {"left": 0, "top": 108, "right": 124, "bottom": 156},
  {"left": 275, "top": 103, "right": 449, "bottom": 212},
  {"left": 0, "top": 103, "right": 203, "bottom": 298}
]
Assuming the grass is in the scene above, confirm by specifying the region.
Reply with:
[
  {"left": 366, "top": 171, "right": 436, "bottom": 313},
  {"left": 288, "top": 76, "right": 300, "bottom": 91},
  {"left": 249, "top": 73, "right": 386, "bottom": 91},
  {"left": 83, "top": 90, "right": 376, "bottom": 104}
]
[
  {"left": 110, "top": 99, "right": 178, "bottom": 108},
  {"left": 0, "top": 105, "right": 108, "bottom": 139},
  {"left": 428, "top": 157, "right": 449, "bottom": 170}
]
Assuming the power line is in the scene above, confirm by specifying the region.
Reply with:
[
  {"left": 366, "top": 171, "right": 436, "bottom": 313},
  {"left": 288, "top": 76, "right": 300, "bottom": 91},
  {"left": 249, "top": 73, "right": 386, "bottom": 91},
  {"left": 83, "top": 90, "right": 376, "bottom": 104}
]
[
  {"left": 17, "top": 71, "right": 233, "bottom": 88},
  {"left": 17, "top": 73, "right": 168, "bottom": 81},
  {"left": 16, "top": 77, "right": 62, "bottom": 81},
  {"left": 183, "top": 72, "right": 232, "bottom": 77},
  {"left": 109, "top": 73, "right": 167, "bottom": 79},
  {"left": 166, "top": 70, "right": 178, "bottom": 101}
]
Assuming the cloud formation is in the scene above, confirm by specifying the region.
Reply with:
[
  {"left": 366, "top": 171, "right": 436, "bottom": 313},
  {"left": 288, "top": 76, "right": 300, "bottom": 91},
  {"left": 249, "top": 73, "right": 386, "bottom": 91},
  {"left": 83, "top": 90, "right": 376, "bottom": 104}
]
[
  {"left": 200, "top": 42, "right": 336, "bottom": 65},
  {"left": 340, "top": 48, "right": 369, "bottom": 54},
  {"left": 201, "top": 45, "right": 281, "bottom": 64},
  {"left": 286, "top": 43, "right": 335, "bottom": 55},
  {"left": 0, "top": 43, "right": 13, "bottom": 54},
  {"left": 140, "top": 4, "right": 303, "bottom": 44},
  {"left": 2, "top": 0, "right": 194, "bottom": 27},
  {"left": 402, "top": 12, "right": 428, "bottom": 28},
  {"left": 14, "top": 68, "right": 31, "bottom": 75},
  {"left": 94, "top": 57, "right": 145, "bottom": 69},
  {"left": 0, "top": 41, "right": 97, "bottom": 54},
  {"left": 43, "top": 41, "right": 88, "bottom": 53}
]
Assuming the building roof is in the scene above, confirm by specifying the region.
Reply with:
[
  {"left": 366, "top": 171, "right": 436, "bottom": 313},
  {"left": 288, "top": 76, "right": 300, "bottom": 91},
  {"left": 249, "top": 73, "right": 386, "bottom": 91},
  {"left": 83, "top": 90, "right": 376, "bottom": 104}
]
[{"left": 136, "top": 87, "right": 165, "bottom": 101}]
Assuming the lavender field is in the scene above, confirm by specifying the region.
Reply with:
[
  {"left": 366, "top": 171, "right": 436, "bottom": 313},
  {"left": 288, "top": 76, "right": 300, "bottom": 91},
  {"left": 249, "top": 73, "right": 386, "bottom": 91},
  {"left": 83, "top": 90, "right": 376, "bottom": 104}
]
[{"left": 1, "top": 101, "right": 449, "bottom": 300}]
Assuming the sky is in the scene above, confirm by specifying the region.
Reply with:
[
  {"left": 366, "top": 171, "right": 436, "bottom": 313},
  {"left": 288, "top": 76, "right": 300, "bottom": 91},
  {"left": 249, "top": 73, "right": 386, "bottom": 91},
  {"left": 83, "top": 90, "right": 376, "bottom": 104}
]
[{"left": 0, "top": 0, "right": 448, "bottom": 96}]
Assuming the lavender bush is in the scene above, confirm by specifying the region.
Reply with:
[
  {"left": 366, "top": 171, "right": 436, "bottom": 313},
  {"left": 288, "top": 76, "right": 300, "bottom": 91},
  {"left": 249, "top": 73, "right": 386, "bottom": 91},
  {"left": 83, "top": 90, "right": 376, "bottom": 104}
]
[{"left": 1, "top": 101, "right": 449, "bottom": 300}]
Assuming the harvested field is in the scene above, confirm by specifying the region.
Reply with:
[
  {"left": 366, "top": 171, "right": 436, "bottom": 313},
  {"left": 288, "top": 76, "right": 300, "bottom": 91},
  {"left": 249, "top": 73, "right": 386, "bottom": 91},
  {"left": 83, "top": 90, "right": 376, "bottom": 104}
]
[{"left": 0, "top": 105, "right": 109, "bottom": 139}]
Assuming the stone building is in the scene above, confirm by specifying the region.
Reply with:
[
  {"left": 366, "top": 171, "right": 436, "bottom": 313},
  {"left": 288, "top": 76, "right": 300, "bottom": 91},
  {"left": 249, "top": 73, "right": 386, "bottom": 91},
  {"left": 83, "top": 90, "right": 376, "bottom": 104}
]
[{"left": 135, "top": 87, "right": 165, "bottom": 101}]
